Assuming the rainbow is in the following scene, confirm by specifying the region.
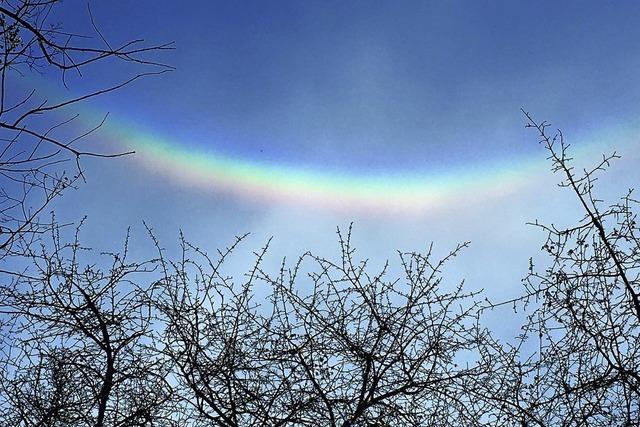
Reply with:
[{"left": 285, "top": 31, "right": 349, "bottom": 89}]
[
  {"left": 23, "top": 74, "right": 640, "bottom": 216},
  {"left": 102, "top": 120, "right": 636, "bottom": 216}
]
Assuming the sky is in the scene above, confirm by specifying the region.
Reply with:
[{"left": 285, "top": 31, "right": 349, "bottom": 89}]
[{"left": 30, "top": 1, "right": 640, "bottom": 333}]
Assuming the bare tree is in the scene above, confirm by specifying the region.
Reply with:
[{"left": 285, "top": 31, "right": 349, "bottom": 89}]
[
  {"left": 0, "top": 222, "right": 177, "bottom": 426},
  {"left": 0, "top": 2, "right": 173, "bottom": 425},
  {"left": 155, "top": 227, "right": 499, "bottom": 426},
  {"left": 482, "top": 112, "right": 640, "bottom": 426},
  {"left": 0, "top": 0, "right": 171, "bottom": 258}
]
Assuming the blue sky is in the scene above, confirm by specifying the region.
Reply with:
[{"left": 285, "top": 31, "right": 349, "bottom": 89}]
[{"left": 37, "top": 1, "right": 640, "bottom": 332}]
